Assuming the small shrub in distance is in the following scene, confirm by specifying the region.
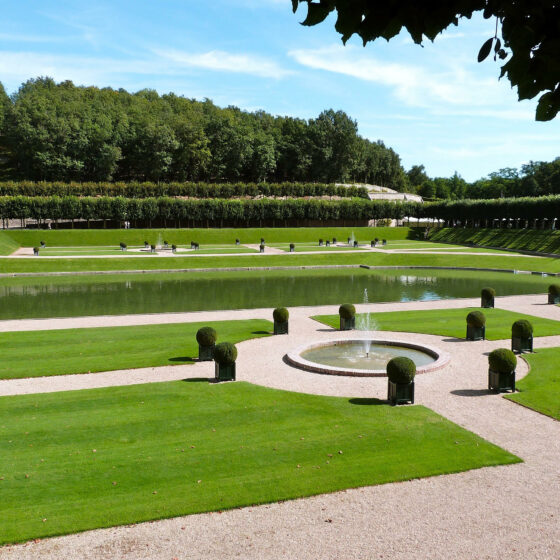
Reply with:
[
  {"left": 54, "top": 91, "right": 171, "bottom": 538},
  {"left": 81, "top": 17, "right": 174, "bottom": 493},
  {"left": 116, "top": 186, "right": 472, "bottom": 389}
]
[
  {"left": 339, "top": 303, "right": 356, "bottom": 330},
  {"left": 481, "top": 287, "right": 495, "bottom": 308},
  {"left": 33, "top": 246, "right": 40, "bottom": 256},
  {"left": 289, "top": 243, "right": 295, "bottom": 252}
]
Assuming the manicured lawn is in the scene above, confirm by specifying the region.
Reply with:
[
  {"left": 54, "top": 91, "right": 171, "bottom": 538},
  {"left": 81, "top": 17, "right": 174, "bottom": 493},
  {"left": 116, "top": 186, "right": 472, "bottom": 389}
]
[
  {"left": 4, "top": 226, "right": 410, "bottom": 247},
  {"left": 0, "top": 231, "right": 19, "bottom": 255},
  {"left": 505, "top": 348, "right": 560, "bottom": 420},
  {"left": 0, "top": 319, "right": 272, "bottom": 379},
  {"left": 312, "top": 308, "right": 560, "bottom": 340},
  {"left": 1, "top": 251, "right": 557, "bottom": 274},
  {"left": 0, "top": 381, "right": 520, "bottom": 545}
]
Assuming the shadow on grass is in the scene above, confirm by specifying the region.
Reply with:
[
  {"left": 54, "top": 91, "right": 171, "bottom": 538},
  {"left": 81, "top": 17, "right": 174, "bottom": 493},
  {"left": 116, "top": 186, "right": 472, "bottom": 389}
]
[
  {"left": 348, "top": 397, "right": 385, "bottom": 406},
  {"left": 169, "top": 356, "right": 196, "bottom": 362},
  {"left": 182, "top": 377, "right": 212, "bottom": 383},
  {"left": 251, "top": 330, "right": 271, "bottom": 335},
  {"left": 450, "top": 389, "right": 492, "bottom": 397}
]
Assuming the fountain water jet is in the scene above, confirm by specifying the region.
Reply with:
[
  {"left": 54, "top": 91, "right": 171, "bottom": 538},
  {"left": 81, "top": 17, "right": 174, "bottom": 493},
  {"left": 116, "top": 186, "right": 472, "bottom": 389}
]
[{"left": 356, "top": 288, "right": 377, "bottom": 358}]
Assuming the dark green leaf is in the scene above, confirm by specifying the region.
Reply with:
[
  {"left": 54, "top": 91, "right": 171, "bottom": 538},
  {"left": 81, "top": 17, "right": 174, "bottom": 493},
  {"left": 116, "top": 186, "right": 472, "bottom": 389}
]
[
  {"left": 478, "top": 38, "right": 494, "bottom": 62},
  {"left": 301, "top": 2, "right": 331, "bottom": 26},
  {"left": 536, "top": 92, "right": 559, "bottom": 121}
]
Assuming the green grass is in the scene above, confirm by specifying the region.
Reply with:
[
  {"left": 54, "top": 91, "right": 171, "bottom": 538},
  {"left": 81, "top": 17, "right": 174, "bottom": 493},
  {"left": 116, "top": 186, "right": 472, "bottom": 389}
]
[
  {"left": 505, "top": 348, "right": 560, "bottom": 420},
  {"left": 0, "top": 231, "right": 19, "bottom": 255},
  {"left": 0, "top": 319, "right": 272, "bottom": 380},
  {"left": 0, "top": 381, "right": 520, "bottom": 545},
  {"left": 430, "top": 228, "right": 560, "bottom": 254},
  {"left": 4, "top": 226, "right": 411, "bottom": 247},
  {"left": 1, "top": 251, "right": 558, "bottom": 274},
  {"left": 312, "top": 308, "right": 560, "bottom": 340}
]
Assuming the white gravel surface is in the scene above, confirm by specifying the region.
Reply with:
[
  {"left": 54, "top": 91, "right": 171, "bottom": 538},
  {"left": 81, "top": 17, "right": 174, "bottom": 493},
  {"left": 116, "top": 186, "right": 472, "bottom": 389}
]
[{"left": 0, "top": 294, "right": 559, "bottom": 559}]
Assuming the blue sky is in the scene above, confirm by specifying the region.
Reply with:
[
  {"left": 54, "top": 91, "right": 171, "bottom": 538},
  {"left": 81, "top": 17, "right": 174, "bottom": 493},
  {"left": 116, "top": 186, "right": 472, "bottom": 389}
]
[{"left": 1, "top": 0, "right": 559, "bottom": 181}]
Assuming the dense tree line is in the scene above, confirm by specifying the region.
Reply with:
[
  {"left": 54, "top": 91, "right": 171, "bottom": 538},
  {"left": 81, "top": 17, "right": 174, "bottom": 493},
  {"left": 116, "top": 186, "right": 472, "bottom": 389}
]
[
  {"left": 0, "top": 77, "right": 407, "bottom": 188},
  {"left": 0, "top": 195, "right": 416, "bottom": 227},
  {"left": 0, "top": 180, "right": 368, "bottom": 199},
  {"left": 406, "top": 159, "right": 560, "bottom": 201}
]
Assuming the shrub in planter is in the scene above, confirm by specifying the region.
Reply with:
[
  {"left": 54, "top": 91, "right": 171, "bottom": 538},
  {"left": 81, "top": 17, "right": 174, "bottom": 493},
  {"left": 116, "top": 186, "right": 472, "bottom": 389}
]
[
  {"left": 353, "top": 240, "right": 359, "bottom": 247},
  {"left": 193, "top": 242, "right": 199, "bottom": 250},
  {"left": 511, "top": 319, "right": 533, "bottom": 353},
  {"left": 375, "top": 237, "right": 379, "bottom": 244},
  {"left": 259, "top": 243, "right": 265, "bottom": 253},
  {"left": 481, "top": 287, "right": 495, "bottom": 308},
  {"left": 319, "top": 238, "right": 323, "bottom": 246},
  {"left": 466, "top": 310, "right": 486, "bottom": 340},
  {"left": 40, "top": 240, "right": 46, "bottom": 247},
  {"left": 326, "top": 240, "right": 330, "bottom": 247},
  {"left": 214, "top": 341, "right": 237, "bottom": 381},
  {"left": 163, "top": 240, "right": 168, "bottom": 248},
  {"left": 33, "top": 246, "right": 40, "bottom": 256},
  {"left": 347, "top": 237, "right": 352, "bottom": 244},
  {"left": 196, "top": 326, "right": 217, "bottom": 361},
  {"left": 382, "top": 239, "right": 387, "bottom": 245},
  {"left": 488, "top": 348, "right": 516, "bottom": 392},
  {"left": 273, "top": 307, "right": 289, "bottom": 334},
  {"left": 339, "top": 303, "right": 356, "bottom": 330},
  {"left": 119, "top": 242, "right": 127, "bottom": 251},
  {"left": 144, "top": 241, "right": 149, "bottom": 248},
  {"left": 371, "top": 240, "right": 375, "bottom": 247},
  {"left": 260, "top": 238, "right": 265, "bottom": 244},
  {"left": 235, "top": 238, "right": 240, "bottom": 245},
  {"left": 289, "top": 243, "right": 295, "bottom": 252},
  {"left": 332, "top": 237, "right": 337, "bottom": 244},
  {"left": 548, "top": 284, "right": 560, "bottom": 304},
  {"left": 387, "top": 356, "right": 416, "bottom": 405},
  {"left": 171, "top": 244, "right": 177, "bottom": 253},
  {"left": 150, "top": 244, "right": 156, "bottom": 253}
]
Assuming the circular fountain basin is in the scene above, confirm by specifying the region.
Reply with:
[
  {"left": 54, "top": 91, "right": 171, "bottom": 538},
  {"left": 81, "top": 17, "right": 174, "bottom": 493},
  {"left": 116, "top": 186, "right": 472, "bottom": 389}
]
[{"left": 286, "top": 339, "right": 450, "bottom": 377}]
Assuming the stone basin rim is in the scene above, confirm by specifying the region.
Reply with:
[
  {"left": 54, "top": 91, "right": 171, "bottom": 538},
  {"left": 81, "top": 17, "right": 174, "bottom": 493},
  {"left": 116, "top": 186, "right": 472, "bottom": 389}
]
[{"left": 286, "top": 338, "right": 450, "bottom": 377}]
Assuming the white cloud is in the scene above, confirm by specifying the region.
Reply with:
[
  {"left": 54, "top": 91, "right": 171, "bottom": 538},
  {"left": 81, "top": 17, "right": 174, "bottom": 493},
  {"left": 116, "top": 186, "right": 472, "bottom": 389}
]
[
  {"left": 288, "top": 44, "right": 527, "bottom": 118},
  {"left": 153, "top": 48, "right": 292, "bottom": 78}
]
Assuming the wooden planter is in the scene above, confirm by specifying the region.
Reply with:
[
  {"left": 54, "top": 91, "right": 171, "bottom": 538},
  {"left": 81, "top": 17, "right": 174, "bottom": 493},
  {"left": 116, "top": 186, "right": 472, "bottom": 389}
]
[
  {"left": 388, "top": 380, "right": 415, "bottom": 405},
  {"left": 548, "top": 293, "right": 560, "bottom": 304},
  {"left": 215, "top": 362, "right": 236, "bottom": 382},
  {"left": 481, "top": 296, "right": 494, "bottom": 308},
  {"left": 466, "top": 325, "right": 485, "bottom": 341},
  {"left": 198, "top": 344, "right": 215, "bottom": 362},
  {"left": 511, "top": 336, "right": 533, "bottom": 354},
  {"left": 274, "top": 321, "right": 289, "bottom": 335},
  {"left": 259, "top": 245, "right": 265, "bottom": 253},
  {"left": 339, "top": 316, "right": 356, "bottom": 331},
  {"left": 289, "top": 247, "right": 294, "bottom": 252},
  {"left": 488, "top": 368, "right": 515, "bottom": 393}
]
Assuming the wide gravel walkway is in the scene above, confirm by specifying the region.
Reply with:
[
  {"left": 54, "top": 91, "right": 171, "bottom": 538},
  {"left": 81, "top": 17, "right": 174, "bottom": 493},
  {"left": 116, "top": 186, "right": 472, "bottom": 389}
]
[{"left": 0, "top": 294, "right": 559, "bottom": 560}]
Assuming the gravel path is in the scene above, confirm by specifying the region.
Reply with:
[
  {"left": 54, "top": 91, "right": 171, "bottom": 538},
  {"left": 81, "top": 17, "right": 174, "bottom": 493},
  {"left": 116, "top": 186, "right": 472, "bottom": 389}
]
[{"left": 1, "top": 294, "right": 559, "bottom": 559}]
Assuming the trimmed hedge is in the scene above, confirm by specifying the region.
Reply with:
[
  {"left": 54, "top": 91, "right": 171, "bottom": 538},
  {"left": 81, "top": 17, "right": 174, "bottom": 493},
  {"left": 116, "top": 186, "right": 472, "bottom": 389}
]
[
  {"left": 512, "top": 320, "right": 533, "bottom": 338},
  {"left": 273, "top": 307, "right": 290, "bottom": 323},
  {"left": 481, "top": 287, "right": 496, "bottom": 299},
  {"left": 339, "top": 304, "right": 356, "bottom": 319},
  {"left": 466, "top": 310, "right": 486, "bottom": 328},
  {"left": 0, "top": 181, "right": 370, "bottom": 199},
  {"left": 214, "top": 342, "right": 238, "bottom": 365},
  {"left": 386, "top": 357, "right": 416, "bottom": 384},
  {"left": 0, "top": 196, "right": 414, "bottom": 224},
  {"left": 196, "top": 327, "right": 217, "bottom": 347},
  {"left": 488, "top": 348, "right": 517, "bottom": 373}
]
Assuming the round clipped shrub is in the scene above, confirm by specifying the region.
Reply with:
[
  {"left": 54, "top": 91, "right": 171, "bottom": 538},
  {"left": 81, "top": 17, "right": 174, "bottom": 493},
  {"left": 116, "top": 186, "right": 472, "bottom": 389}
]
[
  {"left": 235, "top": 238, "right": 240, "bottom": 244},
  {"left": 466, "top": 310, "right": 486, "bottom": 327},
  {"left": 332, "top": 237, "right": 337, "bottom": 243},
  {"left": 548, "top": 284, "right": 560, "bottom": 296},
  {"left": 150, "top": 244, "right": 156, "bottom": 250},
  {"left": 172, "top": 244, "right": 177, "bottom": 250},
  {"left": 196, "top": 326, "right": 217, "bottom": 347},
  {"left": 339, "top": 303, "right": 356, "bottom": 319},
  {"left": 481, "top": 287, "right": 496, "bottom": 299},
  {"left": 260, "top": 237, "right": 265, "bottom": 244},
  {"left": 512, "top": 319, "right": 533, "bottom": 338},
  {"left": 488, "top": 348, "right": 517, "bottom": 373},
  {"left": 386, "top": 357, "right": 416, "bottom": 384},
  {"left": 144, "top": 240, "right": 149, "bottom": 247},
  {"left": 289, "top": 243, "right": 295, "bottom": 249},
  {"left": 214, "top": 342, "right": 237, "bottom": 365},
  {"left": 273, "top": 307, "right": 289, "bottom": 323},
  {"left": 33, "top": 246, "right": 40, "bottom": 254}
]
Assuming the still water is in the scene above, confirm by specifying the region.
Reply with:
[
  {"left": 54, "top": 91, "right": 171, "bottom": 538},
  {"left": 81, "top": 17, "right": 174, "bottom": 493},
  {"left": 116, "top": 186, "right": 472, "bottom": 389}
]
[{"left": 0, "top": 268, "right": 551, "bottom": 320}]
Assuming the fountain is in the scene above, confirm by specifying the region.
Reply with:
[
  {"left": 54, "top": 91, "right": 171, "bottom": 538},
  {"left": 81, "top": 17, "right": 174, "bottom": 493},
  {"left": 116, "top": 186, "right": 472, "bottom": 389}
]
[{"left": 356, "top": 288, "right": 376, "bottom": 357}]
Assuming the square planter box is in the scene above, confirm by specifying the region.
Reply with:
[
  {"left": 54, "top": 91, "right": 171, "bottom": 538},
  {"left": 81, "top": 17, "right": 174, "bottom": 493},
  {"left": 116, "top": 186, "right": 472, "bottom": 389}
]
[
  {"left": 488, "top": 368, "right": 515, "bottom": 392},
  {"left": 511, "top": 336, "right": 533, "bottom": 353},
  {"left": 388, "top": 380, "right": 415, "bottom": 405},
  {"left": 481, "top": 296, "right": 494, "bottom": 308},
  {"left": 198, "top": 344, "right": 215, "bottom": 362},
  {"left": 340, "top": 316, "right": 356, "bottom": 331},
  {"left": 548, "top": 294, "right": 560, "bottom": 304},
  {"left": 259, "top": 246, "right": 265, "bottom": 253},
  {"left": 215, "top": 362, "right": 236, "bottom": 382},
  {"left": 466, "top": 325, "right": 485, "bottom": 341},
  {"left": 274, "top": 321, "right": 289, "bottom": 335}
]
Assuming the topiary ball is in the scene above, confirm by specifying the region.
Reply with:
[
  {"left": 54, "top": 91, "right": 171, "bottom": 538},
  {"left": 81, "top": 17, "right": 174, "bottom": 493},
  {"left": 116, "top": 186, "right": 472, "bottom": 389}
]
[
  {"left": 339, "top": 304, "right": 356, "bottom": 319},
  {"left": 290, "top": 243, "right": 295, "bottom": 249},
  {"left": 548, "top": 284, "right": 560, "bottom": 296},
  {"left": 512, "top": 319, "right": 533, "bottom": 338},
  {"left": 214, "top": 342, "right": 237, "bottom": 365},
  {"left": 466, "top": 310, "right": 486, "bottom": 327},
  {"left": 481, "top": 287, "right": 496, "bottom": 299},
  {"left": 196, "top": 326, "right": 217, "bottom": 347},
  {"left": 273, "top": 307, "right": 289, "bottom": 323},
  {"left": 488, "top": 348, "right": 517, "bottom": 373},
  {"left": 386, "top": 357, "right": 416, "bottom": 384}
]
